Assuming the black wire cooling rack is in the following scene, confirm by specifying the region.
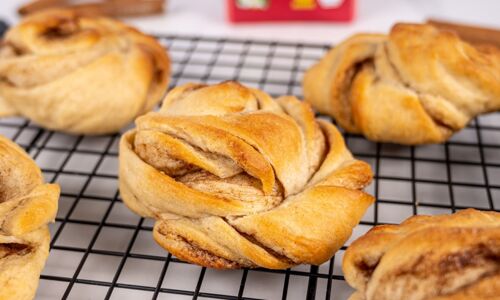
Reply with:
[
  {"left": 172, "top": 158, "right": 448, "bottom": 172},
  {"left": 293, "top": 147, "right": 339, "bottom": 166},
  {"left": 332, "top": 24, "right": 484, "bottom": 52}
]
[{"left": 1, "top": 33, "right": 500, "bottom": 300}]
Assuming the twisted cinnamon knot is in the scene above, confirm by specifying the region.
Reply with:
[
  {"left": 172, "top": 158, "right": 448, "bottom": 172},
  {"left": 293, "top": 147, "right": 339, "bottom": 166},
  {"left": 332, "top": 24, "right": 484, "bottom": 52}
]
[
  {"left": 119, "top": 81, "right": 374, "bottom": 269},
  {"left": 304, "top": 23, "right": 500, "bottom": 145},
  {"left": 0, "top": 135, "right": 59, "bottom": 300},
  {"left": 343, "top": 209, "right": 500, "bottom": 300},
  {"left": 0, "top": 9, "right": 170, "bottom": 134}
]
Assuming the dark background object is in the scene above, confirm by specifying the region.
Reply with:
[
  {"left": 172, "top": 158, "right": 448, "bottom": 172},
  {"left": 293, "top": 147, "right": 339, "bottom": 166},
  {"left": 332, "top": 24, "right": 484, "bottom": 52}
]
[{"left": 0, "top": 19, "right": 8, "bottom": 38}]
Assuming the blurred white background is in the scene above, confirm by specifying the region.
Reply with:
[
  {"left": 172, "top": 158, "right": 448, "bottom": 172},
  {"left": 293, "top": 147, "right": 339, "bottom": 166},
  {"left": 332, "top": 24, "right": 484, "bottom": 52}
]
[{"left": 1, "top": 0, "right": 500, "bottom": 43}]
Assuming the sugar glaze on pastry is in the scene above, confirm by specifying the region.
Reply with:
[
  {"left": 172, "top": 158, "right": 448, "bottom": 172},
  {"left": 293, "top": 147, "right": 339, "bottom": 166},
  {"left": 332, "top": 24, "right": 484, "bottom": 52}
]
[
  {"left": 0, "top": 135, "right": 59, "bottom": 300},
  {"left": 0, "top": 9, "right": 170, "bottom": 135},
  {"left": 119, "top": 81, "right": 374, "bottom": 269},
  {"left": 343, "top": 208, "right": 500, "bottom": 300},
  {"left": 303, "top": 23, "right": 500, "bottom": 145}
]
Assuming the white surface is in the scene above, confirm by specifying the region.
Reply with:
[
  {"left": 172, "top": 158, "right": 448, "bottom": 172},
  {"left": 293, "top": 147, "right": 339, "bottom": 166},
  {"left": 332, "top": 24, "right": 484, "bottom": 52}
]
[{"left": 1, "top": 0, "right": 500, "bottom": 43}]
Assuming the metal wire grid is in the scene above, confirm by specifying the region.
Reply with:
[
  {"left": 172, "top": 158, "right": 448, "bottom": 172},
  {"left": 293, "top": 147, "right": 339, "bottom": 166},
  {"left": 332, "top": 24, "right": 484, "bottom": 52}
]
[{"left": 0, "top": 34, "right": 499, "bottom": 300}]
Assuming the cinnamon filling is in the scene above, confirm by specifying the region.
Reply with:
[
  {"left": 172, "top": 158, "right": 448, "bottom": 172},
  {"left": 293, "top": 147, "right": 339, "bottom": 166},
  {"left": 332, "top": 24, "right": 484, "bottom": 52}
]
[
  {"left": 436, "top": 244, "right": 499, "bottom": 274},
  {"left": 42, "top": 20, "right": 79, "bottom": 40},
  {"left": 135, "top": 140, "right": 200, "bottom": 177},
  {"left": 134, "top": 133, "right": 241, "bottom": 178},
  {"left": 343, "top": 59, "right": 374, "bottom": 129},
  {"left": 177, "top": 235, "right": 243, "bottom": 268},
  {"left": 134, "top": 132, "right": 283, "bottom": 203},
  {"left": 231, "top": 225, "right": 296, "bottom": 265},
  {"left": 0, "top": 243, "right": 31, "bottom": 259},
  {"left": 157, "top": 226, "right": 247, "bottom": 268},
  {"left": 384, "top": 243, "right": 500, "bottom": 282},
  {"left": 0, "top": 41, "right": 26, "bottom": 57},
  {"left": 355, "top": 259, "right": 378, "bottom": 279},
  {"left": 177, "top": 170, "right": 283, "bottom": 204}
]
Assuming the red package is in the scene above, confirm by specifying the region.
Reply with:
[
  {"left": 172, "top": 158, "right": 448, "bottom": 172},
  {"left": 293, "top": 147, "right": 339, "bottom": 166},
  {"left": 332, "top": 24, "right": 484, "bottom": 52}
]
[{"left": 227, "top": 0, "right": 355, "bottom": 23}]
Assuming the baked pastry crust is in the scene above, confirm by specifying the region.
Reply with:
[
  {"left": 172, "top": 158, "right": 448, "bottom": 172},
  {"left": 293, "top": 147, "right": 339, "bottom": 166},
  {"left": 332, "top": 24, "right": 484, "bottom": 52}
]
[
  {"left": 0, "top": 135, "right": 59, "bottom": 300},
  {"left": 0, "top": 9, "right": 170, "bottom": 135},
  {"left": 119, "top": 81, "right": 374, "bottom": 269},
  {"left": 343, "top": 209, "right": 500, "bottom": 300},
  {"left": 303, "top": 23, "right": 500, "bottom": 145}
]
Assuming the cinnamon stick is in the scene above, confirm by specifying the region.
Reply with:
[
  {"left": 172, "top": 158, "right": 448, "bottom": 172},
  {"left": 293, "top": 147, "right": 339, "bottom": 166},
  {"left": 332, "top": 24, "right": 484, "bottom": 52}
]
[
  {"left": 19, "top": 0, "right": 66, "bottom": 16},
  {"left": 427, "top": 19, "right": 500, "bottom": 49},
  {"left": 18, "top": 0, "right": 165, "bottom": 18}
]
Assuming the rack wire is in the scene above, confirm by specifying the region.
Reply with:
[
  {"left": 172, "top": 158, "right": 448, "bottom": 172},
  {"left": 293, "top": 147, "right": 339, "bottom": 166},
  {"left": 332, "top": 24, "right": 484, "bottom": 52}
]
[{"left": 0, "top": 33, "right": 499, "bottom": 300}]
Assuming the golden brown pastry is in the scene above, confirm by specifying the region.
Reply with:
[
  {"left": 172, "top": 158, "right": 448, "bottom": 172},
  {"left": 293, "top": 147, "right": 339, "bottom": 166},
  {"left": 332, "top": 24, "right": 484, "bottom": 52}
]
[
  {"left": 343, "top": 209, "right": 500, "bottom": 300},
  {"left": 0, "top": 135, "right": 59, "bottom": 300},
  {"left": 119, "top": 81, "right": 374, "bottom": 269},
  {"left": 0, "top": 9, "right": 170, "bottom": 135},
  {"left": 303, "top": 23, "right": 500, "bottom": 145}
]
